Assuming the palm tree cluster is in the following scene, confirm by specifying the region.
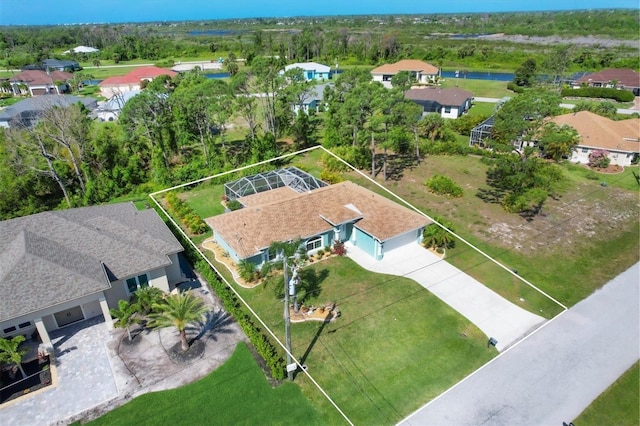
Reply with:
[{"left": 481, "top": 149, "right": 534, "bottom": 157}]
[{"left": 110, "top": 287, "right": 208, "bottom": 352}]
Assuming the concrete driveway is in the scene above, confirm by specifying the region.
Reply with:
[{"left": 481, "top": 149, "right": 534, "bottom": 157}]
[
  {"left": 399, "top": 262, "right": 640, "bottom": 425},
  {"left": 347, "top": 243, "right": 545, "bottom": 350}
]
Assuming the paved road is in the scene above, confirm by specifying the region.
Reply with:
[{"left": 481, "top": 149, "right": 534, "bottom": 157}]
[{"left": 399, "top": 262, "right": 640, "bottom": 426}]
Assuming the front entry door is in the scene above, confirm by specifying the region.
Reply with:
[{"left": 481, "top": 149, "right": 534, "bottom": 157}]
[{"left": 54, "top": 306, "right": 85, "bottom": 327}]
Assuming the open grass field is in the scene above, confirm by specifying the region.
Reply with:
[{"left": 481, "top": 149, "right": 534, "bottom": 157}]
[
  {"left": 440, "top": 78, "right": 513, "bottom": 98},
  {"left": 89, "top": 342, "right": 327, "bottom": 426},
  {"left": 573, "top": 361, "right": 640, "bottom": 426}
]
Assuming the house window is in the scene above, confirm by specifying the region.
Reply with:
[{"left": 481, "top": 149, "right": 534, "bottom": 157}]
[
  {"left": 306, "top": 237, "right": 322, "bottom": 252},
  {"left": 3, "top": 326, "right": 16, "bottom": 334},
  {"left": 444, "top": 106, "right": 452, "bottom": 113},
  {"left": 126, "top": 274, "right": 149, "bottom": 294},
  {"left": 18, "top": 321, "right": 31, "bottom": 329},
  {"left": 581, "top": 148, "right": 588, "bottom": 153}
]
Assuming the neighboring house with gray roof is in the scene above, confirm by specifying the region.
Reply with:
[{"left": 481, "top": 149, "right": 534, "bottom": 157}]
[
  {"left": 293, "top": 83, "right": 332, "bottom": 115},
  {"left": 405, "top": 87, "right": 473, "bottom": 119},
  {"left": 0, "top": 203, "right": 184, "bottom": 351},
  {"left": 0, "top": 95, "right": 97, "bottom": 128}
]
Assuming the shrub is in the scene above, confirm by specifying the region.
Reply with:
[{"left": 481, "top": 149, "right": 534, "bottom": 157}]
[
  {"left": 319, "top": 169, "right": 344, "bottom": 184},
  {"left": 333, "top": 241, "right": 346, "bottom": 256},
  {"left": 164, "top": 192, "right": 208, "bottom": 235},
  {"left": 561, "top": 87, "right": 635, "bottom": 103},
  {"left": 507, "top": 82, "right": 525, "bottom": 93},
  {"left": 238, "top": 259, "right": 259, "bottom": 282},
  {"left": 424, "top": 174, "right": 463, "bottom": 197},
  {"left": 588, "top": 149, "right": 611, "bottom": 169},
  {"left": 226, "top": 199, "right": 243, "bottom": 211}
]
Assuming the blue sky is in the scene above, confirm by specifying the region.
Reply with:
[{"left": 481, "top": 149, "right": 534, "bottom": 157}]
[{"left": 0, "top": 0, "right": 637, "bottom": 25}]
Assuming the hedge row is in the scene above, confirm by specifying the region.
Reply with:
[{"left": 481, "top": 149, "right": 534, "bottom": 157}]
[
  {"left": 158, "top": 210, "right": 286, "bottom": 380},
  {"left": 561, "top": 87, "right": 635, "bottom": 102},
  {"left": 165, "top": 192, "right": 208, "bottom": 234}
]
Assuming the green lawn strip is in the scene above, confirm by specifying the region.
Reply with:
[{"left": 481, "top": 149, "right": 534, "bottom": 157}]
[
  {"left": 440, "top": 78, "right": 513, "bottom": 98},
  {"left": 89, "top": 342, "right": 326, "bottom": 426},
  {"left": 573, "top": 362, "right": 640, "bottom": 426},
  {"left": 467, "top": 101, "right": 496, "bottom": 117},
  {"left": 232, "top": 256, "right": 495, "bottom": 424},
  {"left": 179, "top": 181, "right": 227, "bottom": 218},
  {"left": 563, "top": 163, "right": 640, "bottom": 192}
]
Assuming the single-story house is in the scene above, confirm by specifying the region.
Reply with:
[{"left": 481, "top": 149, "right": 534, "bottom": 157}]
[
  {"left": 0, "top": 95, "right": 97, "bottom": 128},
  {"left": 549, "top": 111, "right": 640, "bottom": 166},
  {"left": 293, "top": 83, "right": 332, "bottom": 114},
  {"left": 281, "top": 62, "right": 332, "bottom": 81},
  {"left": 63, "top": 45, "right": 99, "bottom": 55},
  {"left": 99, "top": 66, "right": 177, "bottom": 99},
  {"left": 92, "top": 90, "right": 141, "bottom": 122},
  {"left": 371, "top": 59, "right": 439, "bottom": 88},
  {"left": 22, "top": 59, "right": 81, "bottom": 72},
  {"left": 405, "top": 87, "right": 473, "bottom": 119},
  {"left": 0, "top": 203, "right": 184, "bottom": 351},
  {"left": 9, "top": 69, "right": 74, "bottom": 96},
  {"left": 573, "top": 68, "right": 640, "bottom": 96},
  {"left": 206, "top": 170, "right": 430, "bottom": 265}
]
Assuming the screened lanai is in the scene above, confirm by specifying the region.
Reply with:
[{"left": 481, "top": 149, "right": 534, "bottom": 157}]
[
  {"left": 469, "top": 115, "right": 494, "bottom": 147},
  {"left": 224, "top": 167, "right": 328, "bottom": 200}
]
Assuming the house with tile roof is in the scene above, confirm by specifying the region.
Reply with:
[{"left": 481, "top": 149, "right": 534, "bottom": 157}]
[
  {"left": 281, "top": 62, "right": 332, "bottom": 81},
  {"left": 549, "top": 111, "right": 640, "bottom": 166},
  {"left": 405, "top": 87, "right": 474, "bottom": 119},
  {"left": 0, "top": 203, "right": 184, "bottom": 351},
  {"left": 9, "top": 69, "right": 74, "bottom": 96},
  {"left": 371, "top": 59, "right": 439, "bottom": 88},
  {"left": 99, "top": 66, "right": 177, "bottom": 99},
  {"left": 573, "top": 68, "right": 640, "bottom": 96},
  {"left": 206, "top": 171, "right": 430, "bottom": 265},
  {"left": 92, "top": 90, "right": 141, "bottom": 122}
]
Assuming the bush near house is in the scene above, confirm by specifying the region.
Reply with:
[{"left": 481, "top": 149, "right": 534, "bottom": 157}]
[
  {"left": 561, "top": 87, "right": 635, "bottom": 103},
  {"left": 588, "top": 149, "right": 611, "bottom": 169},
  {"left": 424, "top": 174, "right": 464, "bottom": 197},
  {"left": 165, "top": 192, "right": 208, "bottom": 234}
]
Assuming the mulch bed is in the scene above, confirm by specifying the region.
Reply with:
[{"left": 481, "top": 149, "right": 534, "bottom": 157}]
[{"left": 0, "top": 356, "right": 51, "bottom": 404}]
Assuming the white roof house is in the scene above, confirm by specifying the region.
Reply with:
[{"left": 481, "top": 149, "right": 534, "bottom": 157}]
[
  {"left": 281, "top": 62, "right": 332, "bottom": 81},
  {"left": 63, "top": 46, "right": 100, "bottom": 54}
]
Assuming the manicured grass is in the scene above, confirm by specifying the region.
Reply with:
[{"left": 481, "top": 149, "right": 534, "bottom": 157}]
[
  {"left": 90, "top": 342, "right": 328, "bottom": 425},
  {"left": 562, "top": 162, "right": 640, "bottom": 192},
  {"left": 467, "top": 101, "right": 496, "bottom": 117},
  {"left": 573, "top": 362, "right": 640, "bottom": 426},
  {"left": 440, "top": 78, "right": 513, "bottom": 98},
  {"left": 229, "top": 256, "right": 495, "bottom": 424}
]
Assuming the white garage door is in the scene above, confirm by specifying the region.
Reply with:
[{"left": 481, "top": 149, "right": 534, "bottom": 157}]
[{"left": 384, "top": 229, "right": 420, "bottom": 253}]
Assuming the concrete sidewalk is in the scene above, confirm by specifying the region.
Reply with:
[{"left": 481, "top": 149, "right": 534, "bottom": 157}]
[
  {"left": 399, "top": 262, "right": 640, "bottom": 425},
  {"left": 346, "top": 243, "right": 545, "bottom": 350}
]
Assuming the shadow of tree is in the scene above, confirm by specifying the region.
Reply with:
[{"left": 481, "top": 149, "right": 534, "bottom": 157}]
[
  {"left": 298, "top": 268, "right": 329, "bottom": 304},
  {"left": 188, "top": 309, "right": 235, "bottom": 343}
]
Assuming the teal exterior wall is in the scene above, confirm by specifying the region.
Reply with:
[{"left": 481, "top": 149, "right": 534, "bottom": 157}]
[
  {"left": 214, "top": 233, "right": 240, "bottom": 263},
  {"left": 353, "top": 227, "right": 376, "bottom": 257}
]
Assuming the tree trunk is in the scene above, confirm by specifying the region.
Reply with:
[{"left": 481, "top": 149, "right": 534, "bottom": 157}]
[
  {"left": 17, "top": 363, "right": 27, "bottom": 380},
  {"left": 126, "top": 326, "right": 132, "bottom": 341},
  {"left": 370, "top": 133, "right": 376, "bottom": 177},
  {"left": 180, "top": 329, "right": 189, "bottom": 351},
  {"left": 37, "top": 139, "right": 71, "bottom": 207}
]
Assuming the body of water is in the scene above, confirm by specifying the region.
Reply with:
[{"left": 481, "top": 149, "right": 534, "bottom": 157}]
[
  {"left": 441, "top": 70, "right": 514, "bottom": 81},
  {"left": 204, "top": 72, "right": 230, "bottom": 79}
]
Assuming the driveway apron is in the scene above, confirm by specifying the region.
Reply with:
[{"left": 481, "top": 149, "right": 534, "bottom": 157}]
[{"left": 346, "top": 243, "right": 545, "bottom": 350}]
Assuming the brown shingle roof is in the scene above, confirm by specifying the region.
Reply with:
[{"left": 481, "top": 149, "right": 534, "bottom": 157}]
[
  {"left": 9, "top": 70, "right": 73, "bottom": 85},
  {"left": 405, "top": 87, "right": 473, "bottom": 106},
  {"left": 549, "top": 111, "right": 640, "bottom": 153},
  {"left": 575, "top": 68, "right": 640, "bottom": 88},
  {"left": 371, "top": 60, "right": 439, "bottom": 76},
  {"left": 206, "top": 181, "right": 430, "bottom": 259}
]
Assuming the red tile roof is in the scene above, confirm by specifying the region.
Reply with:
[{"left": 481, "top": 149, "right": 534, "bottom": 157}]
[
  {"left": 549, "top": 111, "right": 640, "bottom": 153},
  {"left": 99, "top": 66, "right": 177, "bottom": 86},
  {"left": 10, "top": 70, "right": 73, "bottom": 85},
  {"left": 575, "top": 68, "right": 640, "bottom": 88},
  {"left": 371, "top": 60, "right": 439, "bottom": 76}
]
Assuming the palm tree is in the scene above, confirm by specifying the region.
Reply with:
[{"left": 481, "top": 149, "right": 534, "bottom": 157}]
[
  {"left": 0, "top": 335, "right": 28, "bottom": 379},
  {"left": 132, "top": 286, "right": 165, "bottom": 316},
  {"left": 148, "top": 292, "right": 208, "bottom": 352},
  {"left": 110, "top": 300, "right": 139, "bottom": 341},
  {"left": 422, "top": 217, "right": 456, "bottom": 250}
]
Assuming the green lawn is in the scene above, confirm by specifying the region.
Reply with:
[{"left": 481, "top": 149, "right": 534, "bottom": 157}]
[
  {"left": 90, "top": 343, "right": 328, "bottom": 425},
  {"left": 573, "top": 362, "right": 640, "bottom": 426},
  {"left": 223, "top": 256, "right": 495, "bottom": 424},
  {"left": 440, "top": 78, "right": 513, "bottom": 98}
]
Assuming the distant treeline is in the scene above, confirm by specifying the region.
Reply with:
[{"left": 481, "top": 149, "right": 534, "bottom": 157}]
[{"left": 0, "top": 10, "right": 638, "bottom": 71}]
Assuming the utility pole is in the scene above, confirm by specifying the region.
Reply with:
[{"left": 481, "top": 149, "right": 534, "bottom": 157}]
[{"left": 283, "top": 256, "right": 294, "bottom": 380}]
